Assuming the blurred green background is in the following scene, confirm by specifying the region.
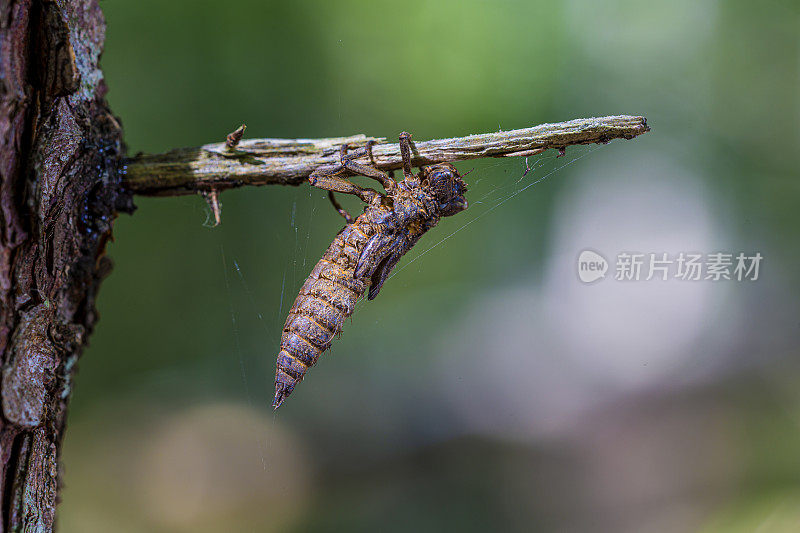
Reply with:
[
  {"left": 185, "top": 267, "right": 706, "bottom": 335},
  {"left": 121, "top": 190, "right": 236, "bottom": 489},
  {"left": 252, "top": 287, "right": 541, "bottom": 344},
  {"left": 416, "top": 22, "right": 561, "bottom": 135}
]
[{"left": 60, "top": 1, "right": 800, "bottom": 532}]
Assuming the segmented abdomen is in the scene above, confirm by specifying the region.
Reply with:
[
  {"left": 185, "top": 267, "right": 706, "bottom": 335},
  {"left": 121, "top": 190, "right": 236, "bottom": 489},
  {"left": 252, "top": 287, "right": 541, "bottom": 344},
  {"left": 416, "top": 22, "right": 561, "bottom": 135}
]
[{"left": 273, "top": 221, "right": 375, "bottom": 408}]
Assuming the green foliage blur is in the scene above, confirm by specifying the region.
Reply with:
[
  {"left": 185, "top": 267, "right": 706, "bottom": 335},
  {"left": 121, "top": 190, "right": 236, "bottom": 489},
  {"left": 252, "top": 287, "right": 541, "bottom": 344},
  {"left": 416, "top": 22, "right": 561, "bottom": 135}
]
[{"left": 60, "top": 1, "right": 800, "bottom": 532}]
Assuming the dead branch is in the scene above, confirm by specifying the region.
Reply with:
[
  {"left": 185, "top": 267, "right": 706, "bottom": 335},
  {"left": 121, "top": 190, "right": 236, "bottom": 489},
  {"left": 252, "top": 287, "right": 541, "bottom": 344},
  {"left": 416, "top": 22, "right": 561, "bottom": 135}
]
[{"left": 123, "top": 115, "right": 649, "bottom": 196}]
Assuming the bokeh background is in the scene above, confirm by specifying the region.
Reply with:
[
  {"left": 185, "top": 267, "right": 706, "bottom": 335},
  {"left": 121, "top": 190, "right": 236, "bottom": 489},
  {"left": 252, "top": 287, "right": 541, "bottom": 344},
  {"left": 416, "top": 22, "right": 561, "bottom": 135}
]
[{"left": 60, "top": 1, "right": 800, "bottom": 532}]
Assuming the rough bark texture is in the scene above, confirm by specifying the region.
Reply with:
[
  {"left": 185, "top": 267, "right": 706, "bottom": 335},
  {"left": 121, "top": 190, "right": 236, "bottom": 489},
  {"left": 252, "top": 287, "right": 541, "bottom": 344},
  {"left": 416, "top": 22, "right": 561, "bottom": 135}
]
[{"left": 0, "top": 1, "right": 131, "bottom": 531}]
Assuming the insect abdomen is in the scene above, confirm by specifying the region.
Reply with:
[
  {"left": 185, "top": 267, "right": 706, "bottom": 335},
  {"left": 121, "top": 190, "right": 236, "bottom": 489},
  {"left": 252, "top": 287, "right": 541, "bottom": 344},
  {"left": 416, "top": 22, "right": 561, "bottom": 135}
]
[{"left": 273, "top": 224, "right": 372, "bottom": 408}]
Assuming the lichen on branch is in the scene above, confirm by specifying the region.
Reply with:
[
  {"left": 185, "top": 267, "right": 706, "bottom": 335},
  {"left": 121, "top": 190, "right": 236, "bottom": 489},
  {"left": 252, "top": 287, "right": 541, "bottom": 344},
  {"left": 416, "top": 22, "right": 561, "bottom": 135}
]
[{"left": 123, "top": 115, "right": 650, "bottom": 196}]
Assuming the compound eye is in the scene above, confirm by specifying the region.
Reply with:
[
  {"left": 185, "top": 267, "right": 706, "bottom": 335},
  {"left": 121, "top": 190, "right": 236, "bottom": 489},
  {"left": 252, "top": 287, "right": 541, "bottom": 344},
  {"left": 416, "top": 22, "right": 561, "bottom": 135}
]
[
  {"left": 429, "top": 170, "right": 451, "bottom": 182},
  {"left": 431, "top": 174, "right": 454, "bottom": 197}
]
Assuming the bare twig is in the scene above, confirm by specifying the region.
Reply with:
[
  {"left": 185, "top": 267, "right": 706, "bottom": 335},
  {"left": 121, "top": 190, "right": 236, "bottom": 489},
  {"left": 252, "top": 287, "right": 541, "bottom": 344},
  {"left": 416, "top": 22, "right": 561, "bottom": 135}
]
[{"left": 122, "top": 115, "right": 649, "bottom": 196}]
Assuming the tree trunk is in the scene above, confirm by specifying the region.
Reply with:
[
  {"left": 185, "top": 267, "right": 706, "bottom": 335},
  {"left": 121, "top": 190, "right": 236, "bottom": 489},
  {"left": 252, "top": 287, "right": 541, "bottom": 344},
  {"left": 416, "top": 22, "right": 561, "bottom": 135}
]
[{"left": 0, "top": 1, "right": 130, "bottom": 530}]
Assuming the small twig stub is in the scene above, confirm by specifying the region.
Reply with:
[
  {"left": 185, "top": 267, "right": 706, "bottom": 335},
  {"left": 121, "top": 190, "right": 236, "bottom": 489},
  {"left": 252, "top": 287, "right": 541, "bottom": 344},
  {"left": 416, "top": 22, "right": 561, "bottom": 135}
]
[
  {"left": 225, "top": 124, "right": 246, "bottom": 149},
  {"left": 200, "top": 189, "right": 221, "bottom": 226}
]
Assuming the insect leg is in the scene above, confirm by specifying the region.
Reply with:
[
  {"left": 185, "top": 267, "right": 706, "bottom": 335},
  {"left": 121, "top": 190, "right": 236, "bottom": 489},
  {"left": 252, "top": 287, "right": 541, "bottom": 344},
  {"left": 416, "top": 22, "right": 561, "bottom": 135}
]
[
  {"left": 328, "top": 191, "right": 354, "bottom": 224},
  {"left": 399, "top": 131, "right": 414, "bottom": 180},
  {"left": 309, "top": 165, "right": 381, "bottom": 204},
  {"left": 340, "top": 141, "right": 397, "bottom": 193}
]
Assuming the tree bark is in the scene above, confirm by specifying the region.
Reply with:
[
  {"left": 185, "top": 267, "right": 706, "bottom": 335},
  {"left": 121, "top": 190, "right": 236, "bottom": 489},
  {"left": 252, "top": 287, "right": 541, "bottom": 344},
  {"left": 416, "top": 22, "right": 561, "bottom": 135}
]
[{"left": 0, "top": 1, "right": 131, "bottom": 531}]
